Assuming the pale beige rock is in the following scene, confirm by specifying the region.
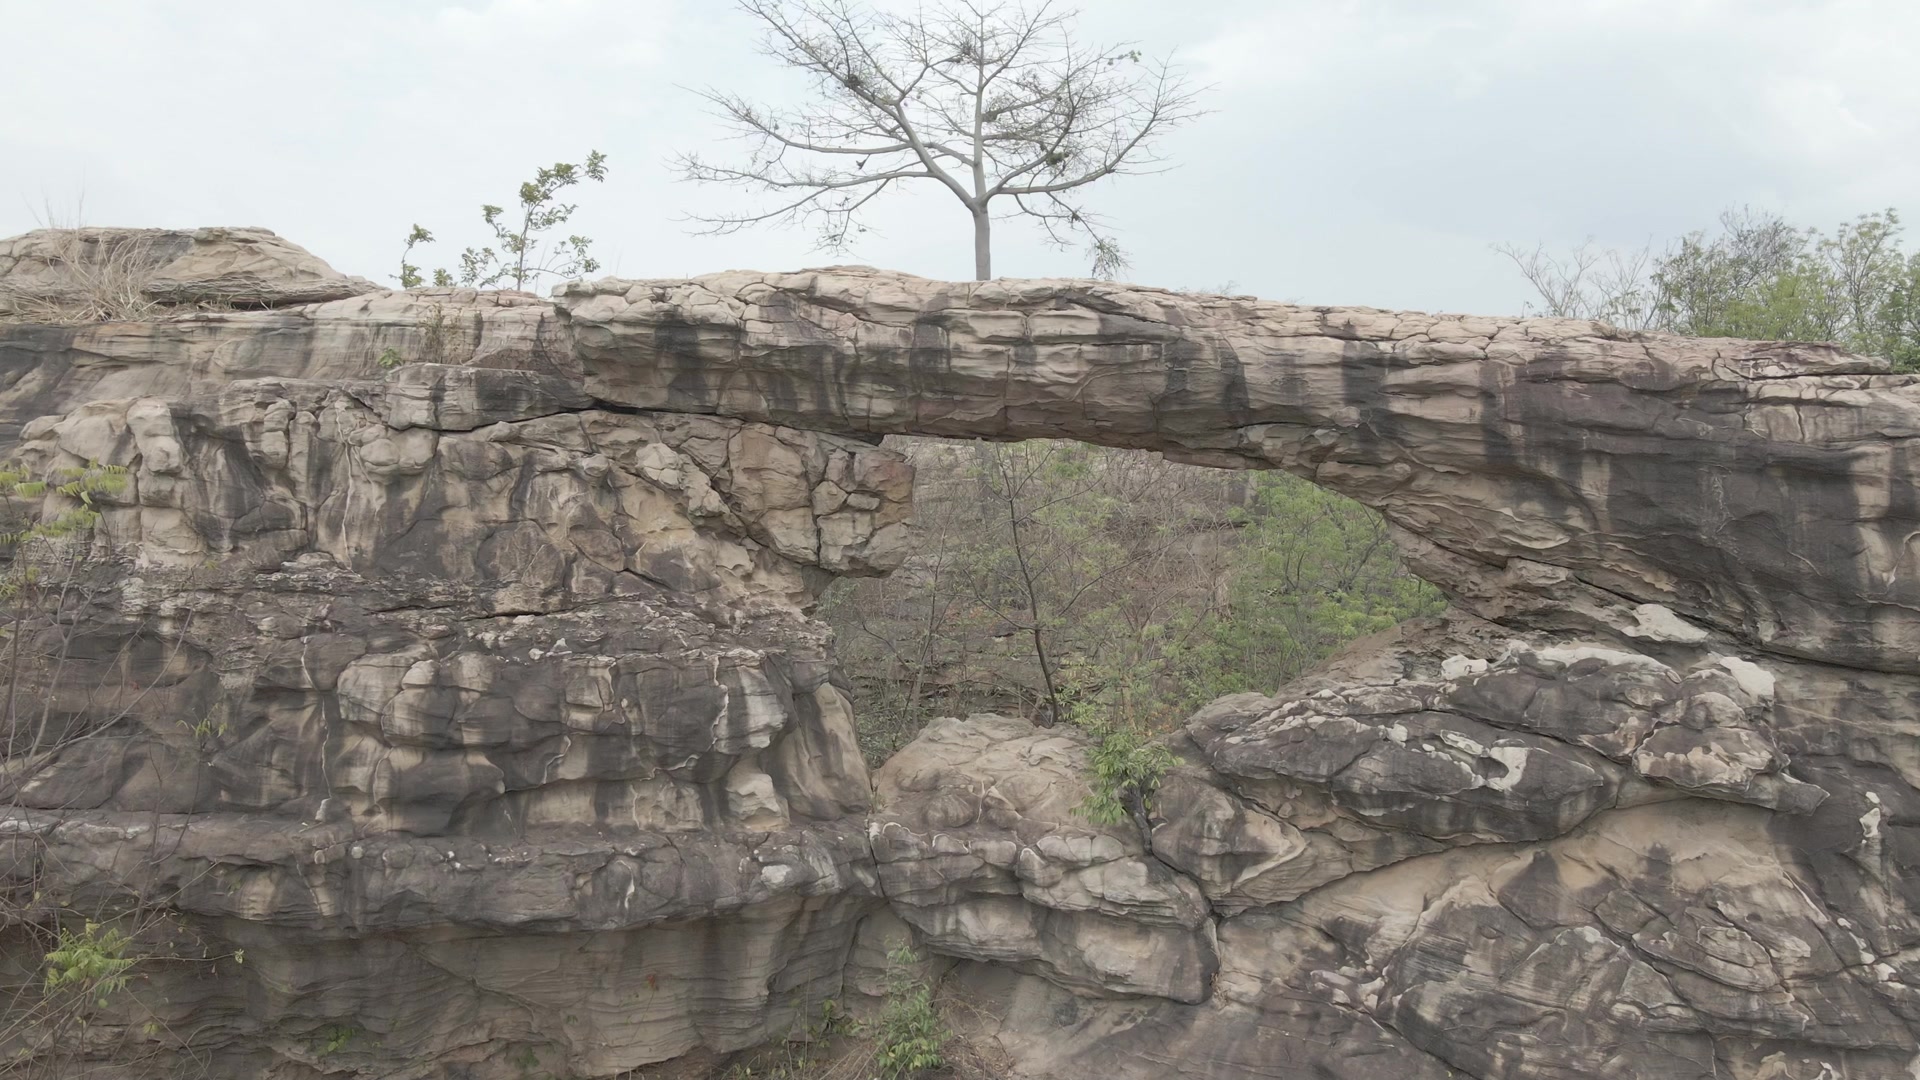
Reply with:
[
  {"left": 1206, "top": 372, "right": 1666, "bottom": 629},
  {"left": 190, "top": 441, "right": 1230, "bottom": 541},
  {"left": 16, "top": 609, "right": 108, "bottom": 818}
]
[{"left": 0, "top": 226, "right": 376, "bottom": 313}]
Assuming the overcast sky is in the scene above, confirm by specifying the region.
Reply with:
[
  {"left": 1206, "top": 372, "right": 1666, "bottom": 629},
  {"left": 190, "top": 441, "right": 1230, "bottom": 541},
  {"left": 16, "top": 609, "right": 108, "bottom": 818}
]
[{"left": 3, "top": 0, "right": 1914, "bottom": 314}]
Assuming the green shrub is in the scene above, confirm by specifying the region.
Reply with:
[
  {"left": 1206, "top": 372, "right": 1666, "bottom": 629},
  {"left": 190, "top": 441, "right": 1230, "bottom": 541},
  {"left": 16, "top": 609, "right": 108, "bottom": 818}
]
[
  {"left": 873, "top": 945, "right": 947, "bottom": 1080},
  {"left": 1078, "top": 723, "right": 1177, "bottom": 828},
  {"left": 43, "top": 921, "right": 135, "bottom": 1008},
  {"left": 401, "top": 151, "right": 609, "bottom": 292}
]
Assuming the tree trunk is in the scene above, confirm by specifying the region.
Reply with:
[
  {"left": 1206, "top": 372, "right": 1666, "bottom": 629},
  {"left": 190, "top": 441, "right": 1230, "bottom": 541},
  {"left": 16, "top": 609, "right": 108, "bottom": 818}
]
[
  {"left": 1126, "top": 784, "right": 1155, "bottom": 852},
  {"left": 1027, "top": 622, "right": 1062, "bottom": 728},
  {"left": 1005, "top": 508, "right": 1060, "bottom": 727},
  {"left": 972, "top": 207, "right": 992, "bottom": 281}
]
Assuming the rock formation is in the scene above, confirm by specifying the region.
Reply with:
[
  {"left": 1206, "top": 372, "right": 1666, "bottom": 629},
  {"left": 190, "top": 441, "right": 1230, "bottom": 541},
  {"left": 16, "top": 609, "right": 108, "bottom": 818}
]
[
  {"left": 2, "top": 229, "right": 1917, "bottom": 1079},
  {"left": 0, "top": 226, "right": 378, "bottom": 317}
]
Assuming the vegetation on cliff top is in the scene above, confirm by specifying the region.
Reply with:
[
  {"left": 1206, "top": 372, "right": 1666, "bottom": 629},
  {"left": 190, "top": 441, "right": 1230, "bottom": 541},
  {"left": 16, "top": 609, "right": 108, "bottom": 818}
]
[
  {"left": 396, "top": 150, "right": 610, "bottom": 291},
  {"left": 1502, "top": 207, "right": 1920, "bottom": 370}
]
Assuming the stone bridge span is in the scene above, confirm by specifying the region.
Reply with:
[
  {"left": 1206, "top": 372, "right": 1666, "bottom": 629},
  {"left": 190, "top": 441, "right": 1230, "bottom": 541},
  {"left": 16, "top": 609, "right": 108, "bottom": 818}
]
[
  {"left": 2, "top": 228, "right": 1918, "bottom": 1080},
  {"left": 559, "top": 269, "right": 1918, "bottom": 674}
]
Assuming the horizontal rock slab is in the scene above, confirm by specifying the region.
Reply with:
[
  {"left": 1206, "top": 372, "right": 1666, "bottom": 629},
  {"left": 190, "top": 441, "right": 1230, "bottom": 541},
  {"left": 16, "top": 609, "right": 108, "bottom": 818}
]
[
  {"left": 1, "top": 809, "right": 877, "bottom": 931},
  {"left": 9, "top": 255, "right": 1913, "bottom": 673},
  {"left": 559, "top": 269, "right": 1920, "bottom": 675},
  {"left": 0, "top": 288, "right": 573, "bottom": 443},
  {"left": 0, "top": 226, "right": 376, "bottom": 312},
  {"left": 0, "top": 813, "right": 881, "bottom": 1077}
]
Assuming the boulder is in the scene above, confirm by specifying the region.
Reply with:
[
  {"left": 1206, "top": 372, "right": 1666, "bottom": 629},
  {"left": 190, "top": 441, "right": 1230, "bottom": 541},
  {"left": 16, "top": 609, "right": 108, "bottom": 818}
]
[
  {"left": 0, "top": 226, "right": 377, "bottom": 314},
  {"left": 872, "top": 714, "right": 1217, "bottom": 1003}
]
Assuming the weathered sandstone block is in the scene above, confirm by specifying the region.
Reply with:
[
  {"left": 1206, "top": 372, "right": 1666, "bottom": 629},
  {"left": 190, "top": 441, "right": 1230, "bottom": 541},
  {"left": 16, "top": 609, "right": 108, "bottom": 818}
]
[{"left": 3, "top": 229, "right": 1918, "bottom": 1079}]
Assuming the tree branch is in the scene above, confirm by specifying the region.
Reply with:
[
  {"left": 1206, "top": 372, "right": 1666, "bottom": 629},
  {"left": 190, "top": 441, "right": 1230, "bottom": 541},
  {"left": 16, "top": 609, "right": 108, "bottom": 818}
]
[{"left": 679, "top": 0, "right": 1207, "bottom": 274}]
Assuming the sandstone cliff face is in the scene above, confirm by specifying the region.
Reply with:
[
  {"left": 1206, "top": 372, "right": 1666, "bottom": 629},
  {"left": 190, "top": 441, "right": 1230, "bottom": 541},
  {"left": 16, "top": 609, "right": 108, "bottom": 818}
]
[
  {"left": 2, "top": 230, "right": 1918, "bottom": 1079},
  {"left": 0, "top": 266, "right": 906, "bottom": 1076}
]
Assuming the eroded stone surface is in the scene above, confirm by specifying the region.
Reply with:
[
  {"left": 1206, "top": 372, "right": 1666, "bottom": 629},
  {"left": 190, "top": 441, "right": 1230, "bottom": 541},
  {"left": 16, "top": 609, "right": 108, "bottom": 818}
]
[
  {"left": 559, "top": 269, "right": 1920, "bottom": 676},
  {"left": 911, "top": 618, "right": 1920, "bottom": 1079},
  {"left": 0, "top": 226, "right": 377, "bottom": 312},
  {"left": 0, "top": 268, "right": 908, "bottom": 1073},
  {"left": 871, "top": 715, "right": 1216, "bottom": 1003},
  {"left": 2, "top": 230, "right": 1918, "bottom": 1079}
]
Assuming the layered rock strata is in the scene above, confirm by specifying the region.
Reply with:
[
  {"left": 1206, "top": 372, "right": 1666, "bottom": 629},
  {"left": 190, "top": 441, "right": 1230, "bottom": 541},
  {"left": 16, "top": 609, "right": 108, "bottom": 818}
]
[
  {"left": 557, "top": 270, "right": 1916, "bottom": 676},
  {"left": 0, "top": 226, "right": 378, "bottom": 316},
  {"left": 0, "top": 269, "right": 908, "bottom": 1076},
  {"left": 882, "top": 620, "right": 1917, "bottom": 1080},
  {"left": 1, "top": 230, "right": 1916, "bottom": 1079}
]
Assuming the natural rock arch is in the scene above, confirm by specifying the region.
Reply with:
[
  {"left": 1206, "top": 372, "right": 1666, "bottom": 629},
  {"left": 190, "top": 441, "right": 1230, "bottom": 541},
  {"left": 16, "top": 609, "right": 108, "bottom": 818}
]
[
  {"left": 2, "top": 229, "right": 1917, "bottom": 1079},
  {"left": 555, "top": 268, "right": 1919, "bottom": 675}
]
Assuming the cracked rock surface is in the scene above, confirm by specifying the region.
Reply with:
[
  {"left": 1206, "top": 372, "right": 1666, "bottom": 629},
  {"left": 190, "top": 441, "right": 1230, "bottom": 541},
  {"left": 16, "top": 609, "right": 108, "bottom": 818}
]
[
  {"left": 4, "top": 230, "right": 1920, "bottom": 1078},
  {"left": 0, "top": 226, "right": 378, "bottom": 314}
]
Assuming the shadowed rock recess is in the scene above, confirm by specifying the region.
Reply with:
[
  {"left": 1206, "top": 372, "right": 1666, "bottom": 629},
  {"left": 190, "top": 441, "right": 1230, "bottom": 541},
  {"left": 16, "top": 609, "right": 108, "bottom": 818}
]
[{"left": 1, "top": 230, "right": 1917, "bottom": 1078}]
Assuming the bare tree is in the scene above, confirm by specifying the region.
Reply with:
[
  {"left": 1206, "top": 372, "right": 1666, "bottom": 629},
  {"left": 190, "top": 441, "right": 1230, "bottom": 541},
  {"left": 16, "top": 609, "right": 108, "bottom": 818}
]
[
  {"left": 1493, "top": 239, "right": 1665, "bottom": 329},
  {"left": 676, "top": 0, "right": 1205, "bottom": 280}
]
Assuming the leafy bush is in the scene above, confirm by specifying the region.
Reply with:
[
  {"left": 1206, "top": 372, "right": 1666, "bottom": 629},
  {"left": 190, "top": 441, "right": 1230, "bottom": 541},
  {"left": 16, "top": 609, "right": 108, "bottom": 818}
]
[
  {"left": 316, "top": 1024, "right": 359, "bottom": 1056},
  {"left": 0, "top": 460, "right": 126, "bottom": 551},
  {"left": 1502, "top": 207, "right": 1920, "bottom": 371},
  {"left": 43, "top": 921, "right": 135, "bottom": 1008},
  {"left": 1078, "top": 723, "right": 1177, "bottom": 827},
  {"left": 873, "top": 945, "right": 948, "bottom": 1080},
  {"left": 1655, "top": 208, "right": 1920, "bottom": 368},
  {"left": 395, "top": 224, "right": 442, "bottom": 289}
]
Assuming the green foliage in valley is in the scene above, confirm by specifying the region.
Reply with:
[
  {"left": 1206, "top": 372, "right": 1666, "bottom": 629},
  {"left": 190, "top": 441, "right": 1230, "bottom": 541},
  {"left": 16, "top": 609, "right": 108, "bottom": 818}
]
[
  {"left": 1169, "top": 470, "right": 1446, "bottom": 706},
  {"left": 821, "top": 440, "right": 1445, "bottom": 770}
]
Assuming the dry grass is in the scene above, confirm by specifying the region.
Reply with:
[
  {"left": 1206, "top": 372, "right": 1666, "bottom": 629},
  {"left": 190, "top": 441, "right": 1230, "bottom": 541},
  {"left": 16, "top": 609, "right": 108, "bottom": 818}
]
[
  {"left": 714, "top": 974, "right": 1013, "bottom": 1080},
  {"left": 0, "top": 228, "right": 168, "bottom": 325},
  {"left": 718, "top": 1029, "right": 1008, "bottom": 1080}
]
